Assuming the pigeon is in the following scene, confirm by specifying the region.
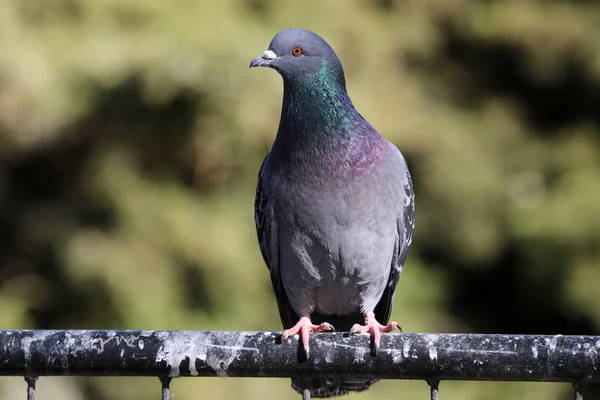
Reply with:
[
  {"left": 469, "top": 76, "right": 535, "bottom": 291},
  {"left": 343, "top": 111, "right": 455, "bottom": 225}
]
[{"left": 250, "top": 28, "right": 415, "bottom": 398}]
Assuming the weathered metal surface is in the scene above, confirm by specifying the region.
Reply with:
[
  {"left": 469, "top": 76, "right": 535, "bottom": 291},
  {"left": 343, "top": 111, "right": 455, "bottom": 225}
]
[{"left": 0, "top": 331, "right": 598, "bottom": 383}]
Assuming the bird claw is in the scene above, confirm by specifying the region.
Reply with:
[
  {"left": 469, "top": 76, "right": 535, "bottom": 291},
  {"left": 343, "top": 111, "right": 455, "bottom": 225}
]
[
  {"left": 282, "top": 317, "right": 335, "bottom": 359},
  {"left": 350, "top": 313, "right": 401, "bottom": 354}
]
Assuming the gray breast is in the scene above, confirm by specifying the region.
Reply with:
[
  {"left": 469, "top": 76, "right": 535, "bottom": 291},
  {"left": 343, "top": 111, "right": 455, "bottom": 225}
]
[{"left": 274, "top": 145, "right": 407, "bottom": 317}]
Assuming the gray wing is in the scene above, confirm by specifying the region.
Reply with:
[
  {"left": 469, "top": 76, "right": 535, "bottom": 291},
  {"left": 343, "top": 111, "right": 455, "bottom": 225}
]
[
  {"left": 255, "top": 155, "right": 298, "bottom": 329},
  {"left": 373, "top": 166, "right": 415, "bottom": 325}
]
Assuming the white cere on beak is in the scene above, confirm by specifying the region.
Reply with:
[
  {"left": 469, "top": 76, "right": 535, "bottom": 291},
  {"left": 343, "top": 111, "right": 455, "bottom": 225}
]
[{"left": 262, "top": 50, "right": 278, "bottom": 59}]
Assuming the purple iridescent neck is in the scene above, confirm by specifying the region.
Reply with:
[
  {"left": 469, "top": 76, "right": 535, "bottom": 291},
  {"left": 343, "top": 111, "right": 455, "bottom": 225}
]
[{"left": 271, "top": 61, "right": 386, "bottom": 182}]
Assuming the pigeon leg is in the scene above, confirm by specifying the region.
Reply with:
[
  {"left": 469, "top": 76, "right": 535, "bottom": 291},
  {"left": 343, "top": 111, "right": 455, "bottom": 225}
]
[
  {"left": 282, "top": 317, "right": 334, "bottom": 358},
  {"left": 349, "top": 312, "right": 401, "bottom": 353}
]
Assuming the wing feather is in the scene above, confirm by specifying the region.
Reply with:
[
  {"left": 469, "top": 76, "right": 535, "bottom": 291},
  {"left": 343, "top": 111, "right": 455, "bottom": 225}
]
[
  {"left": 373, "top": 167, "right": 415, "bottom": 324},
  {"left": 255, "top": 155, "right": 298, "bottom": 329}
]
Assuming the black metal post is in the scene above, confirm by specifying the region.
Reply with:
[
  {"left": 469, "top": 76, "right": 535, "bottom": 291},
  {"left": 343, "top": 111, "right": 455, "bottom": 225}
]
[
  {"left": 0, "top": 331, "right": 597, "bottom": 384},
  {"left": 160, "top": 376, "right": 172, "bottom": 400},
  {"left": 574, "top": 383, "right": 584, "bottom": 400},
  {"left": 428, "top": 380, "right": 439, "bottom": 400},
  {"left": 24, "top": 376, "right": 37, "bottom": 400}
]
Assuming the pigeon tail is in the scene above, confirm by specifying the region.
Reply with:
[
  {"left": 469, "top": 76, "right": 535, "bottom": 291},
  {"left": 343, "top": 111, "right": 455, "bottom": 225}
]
[
  {"left": 289, "top": 312, "right": 380, "bottom": 397},
  {"left": 292, "top": 378, "right": 378, "bottom": 398}
]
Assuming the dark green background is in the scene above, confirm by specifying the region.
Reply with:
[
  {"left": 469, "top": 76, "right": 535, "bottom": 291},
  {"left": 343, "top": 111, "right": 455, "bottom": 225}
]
[{"left": 0, "top": 0, "right": 598, "bottom": 398}]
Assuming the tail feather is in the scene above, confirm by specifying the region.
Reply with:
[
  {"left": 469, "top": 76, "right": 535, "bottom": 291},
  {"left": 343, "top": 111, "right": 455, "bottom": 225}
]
[
  {"left": 292, "top": 313, "right": 379, "bottom": 397},
  {"left": 291, "top": 378, "right": 378, "bottom": 398}
]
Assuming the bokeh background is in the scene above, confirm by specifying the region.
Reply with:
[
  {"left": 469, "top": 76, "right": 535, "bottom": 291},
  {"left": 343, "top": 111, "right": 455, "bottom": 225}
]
[{"left": 1, "top": 0, "right": 599, "bottom": 398}]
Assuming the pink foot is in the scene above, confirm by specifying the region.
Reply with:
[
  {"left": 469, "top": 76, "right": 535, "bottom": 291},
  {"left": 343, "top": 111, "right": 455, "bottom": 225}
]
[
  {"left": 350, "top": 312, "right": 402, "bottom": 353},
  {"left": 282, "top": 317, "right": 334, "bottom": 358}
]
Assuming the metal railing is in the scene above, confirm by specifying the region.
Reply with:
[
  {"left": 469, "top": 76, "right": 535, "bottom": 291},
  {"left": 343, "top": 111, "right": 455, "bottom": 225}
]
[{"left": 0, "top": 330, "right": 598, "bottom": 399}]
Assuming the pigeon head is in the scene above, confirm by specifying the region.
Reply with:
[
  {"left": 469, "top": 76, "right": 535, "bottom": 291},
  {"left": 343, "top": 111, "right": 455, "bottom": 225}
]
[
  {"left": 250, "top": 28, "right": 358, "bottom": 134},
  {"left": 250, "top": 28, "right": 346, "bottom": 87}
]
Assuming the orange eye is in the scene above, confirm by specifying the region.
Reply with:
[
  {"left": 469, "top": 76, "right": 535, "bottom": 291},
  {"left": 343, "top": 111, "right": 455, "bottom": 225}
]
[{"left": 292, "top": 47, "right": 303, "bottom": 56}]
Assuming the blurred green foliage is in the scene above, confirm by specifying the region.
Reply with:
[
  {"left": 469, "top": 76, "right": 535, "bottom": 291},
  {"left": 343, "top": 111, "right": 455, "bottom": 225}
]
[{"left": 0, "top": 0, "right": 599, "bottom": 398}]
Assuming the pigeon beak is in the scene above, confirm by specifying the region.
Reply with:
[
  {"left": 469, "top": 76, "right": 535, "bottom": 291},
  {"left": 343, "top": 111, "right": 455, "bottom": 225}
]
[{"left": 249, "top": 50, "right": 279, "bottom": 68}]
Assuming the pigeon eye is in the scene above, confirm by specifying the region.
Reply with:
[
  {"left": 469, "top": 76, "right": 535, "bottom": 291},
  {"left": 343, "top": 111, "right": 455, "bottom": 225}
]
[{"left": 292, "top": 47, "right": 303, "bottom": 56}]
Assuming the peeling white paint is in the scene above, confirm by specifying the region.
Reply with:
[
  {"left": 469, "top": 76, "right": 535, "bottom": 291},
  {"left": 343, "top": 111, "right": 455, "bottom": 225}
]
[
  {"left": 331, "top": 342, "right": 364, "bottom": 351},
  {"left": 531, "top": 345, "right": 538, "bottom": 358},
  {"left": 154, "top": 331, "right": 258, "bottom": 378},
  {"left": 20, "top": 331, "right": 61, "bottom": 370},
  {"left": 329, "top": 339, "right": 367, "bottom": 363},
  {"left": 424, "top": 336, "right": 438, "bottom": 363},
  {"left": 323, "top": 345, "right": 334, "bottom": 363},
  {"left": 402, "top": 339, "right": 411, "bottom": 358},
  {"left": 351, "top": 355, "right": 366, "bottom": 364},
  {"left": 590, "top": 345, "right": 598, "bottom": 370},
  {"left": 138, "top": 340, "right": 144, "bottom": 350},
  {"left": 549, "top": 336, "right": 558, "bottom": 353},
  {"left": 90, "top": 334, "right": 141, "bottom": 353},
  {"left": 195, "top": 343, "right": 259, "bottom": 353},
  {"left": 436, "top": 347, "right": 517, "bottom": 355},
  {"left": 21, "top": 335, "right": 33, "bottom": 368},
  {"left": 429, "top": 346, "right": 438, "bottom": 362},
  {"left": 386, "top": 348, "right": 402, "bottom": 364}
]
